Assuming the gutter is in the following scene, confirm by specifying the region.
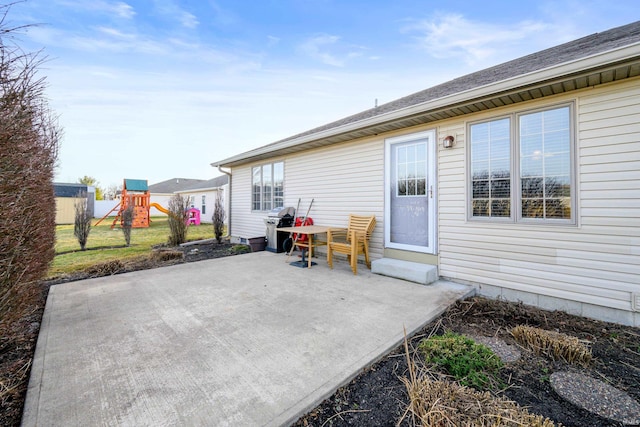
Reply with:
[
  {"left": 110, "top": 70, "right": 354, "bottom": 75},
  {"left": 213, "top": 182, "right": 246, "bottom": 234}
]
[
  {"left": 211, "top": 42, "right": 640, "bottom": 167},
  {"left": 217, "top": 166, "right": 232, "bottom": 238}
]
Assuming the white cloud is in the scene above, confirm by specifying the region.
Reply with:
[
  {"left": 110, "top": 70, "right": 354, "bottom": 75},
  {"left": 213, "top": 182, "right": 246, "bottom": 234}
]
[
  {"left": 179, "top": 11, "right": 199, "bottom": 29},
  {"left": 298, "top": 35, "right": 368, "bottom": 67},
  {"left": 112, "top": 2, "right": 135, "bottom": 19},
  {"left": 403, "top": 13, "right": 553, "bottom": 65},
  {"left": 299, "top": 34, "right": 344, "bottom": 67},
  {"left": 95, "top": 26, "right": 135, "bottom": 39},
  {"left": 65, "top": 33, "right": 169, "bottom": 55},
  {"left": 54, "top": 0, "right": 135, "bottom": 20},
  {"left": 267, "top": 35, "right": 280, "bottom": 47},
  {"left": 153, "top": 0, "right": 199, "bottom": 29}
]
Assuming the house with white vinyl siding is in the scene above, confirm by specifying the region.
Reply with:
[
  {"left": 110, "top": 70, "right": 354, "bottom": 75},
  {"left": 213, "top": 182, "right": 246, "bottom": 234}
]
[{"left": 212, "top": 21, "right": 640, "bottom": 326}]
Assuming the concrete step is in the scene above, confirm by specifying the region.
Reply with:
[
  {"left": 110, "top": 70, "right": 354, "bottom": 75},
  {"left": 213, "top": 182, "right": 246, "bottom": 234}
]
[{"left": 371, "top": 258, "right": 438, "bottom": 285}]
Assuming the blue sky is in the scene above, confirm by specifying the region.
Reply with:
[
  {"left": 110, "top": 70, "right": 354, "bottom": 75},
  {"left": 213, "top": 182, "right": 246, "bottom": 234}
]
[{"left": 9, "top": 0, "right": 640, "bottom": 189}]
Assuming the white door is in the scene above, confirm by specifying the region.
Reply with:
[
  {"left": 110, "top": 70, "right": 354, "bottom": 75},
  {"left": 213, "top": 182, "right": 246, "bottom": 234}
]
[{"left": 385, "top": 130, "right": 436, "bottom": 253}]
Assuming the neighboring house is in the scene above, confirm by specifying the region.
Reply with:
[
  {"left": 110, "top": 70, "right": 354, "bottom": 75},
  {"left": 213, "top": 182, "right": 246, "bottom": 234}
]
[
  {"left": 175, "top": 175, "right": 229, "bottom": 224},
  {"left": 148, "top": 178, "right": 206, "bottom": 216},
  {"left": 212, "top": 21, "right": 640, "bottom": 326},
  {"left": 53, "top": 183, "right": 95, "bottom": 224}
]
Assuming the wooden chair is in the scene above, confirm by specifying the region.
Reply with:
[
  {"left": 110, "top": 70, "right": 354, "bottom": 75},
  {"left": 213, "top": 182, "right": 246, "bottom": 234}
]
[{"left": 327, "top": 214, "right": 376, "bottom": 275}]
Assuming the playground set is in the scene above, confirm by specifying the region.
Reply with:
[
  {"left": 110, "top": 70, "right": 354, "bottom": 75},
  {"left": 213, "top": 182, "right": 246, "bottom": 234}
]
[{"left": 95, "top": 179, "right": 201, "bottom": 229}]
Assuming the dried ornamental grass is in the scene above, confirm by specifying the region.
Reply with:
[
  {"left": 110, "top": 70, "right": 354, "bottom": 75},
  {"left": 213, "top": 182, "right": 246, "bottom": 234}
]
[
  {"left": 401, "top": 375, "right": 557, "bottom": 427},
  {"left": 85, "top": 260, "right": 124, "bottom": 277},
  {"left": 152, "top": 250, "right": 184, "bottom": 262},
  {"left": 511, "top": 325, "right": 592, "bottom": 366}
]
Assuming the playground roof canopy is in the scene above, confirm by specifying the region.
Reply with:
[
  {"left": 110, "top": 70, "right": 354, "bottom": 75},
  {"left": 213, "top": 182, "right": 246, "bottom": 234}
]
[{"left": 124, "top": 179, "right": 148, "bottom": 192}]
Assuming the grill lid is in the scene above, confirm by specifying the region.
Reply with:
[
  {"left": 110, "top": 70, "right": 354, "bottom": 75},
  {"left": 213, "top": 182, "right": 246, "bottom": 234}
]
[{"left": 267, "top": 206, "right": 295, "bottom": 218}]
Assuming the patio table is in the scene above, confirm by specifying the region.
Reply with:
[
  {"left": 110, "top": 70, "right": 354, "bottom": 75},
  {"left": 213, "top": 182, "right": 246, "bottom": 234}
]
[{"left": 277, "top": 225, "right": 343, "bottom": 268}]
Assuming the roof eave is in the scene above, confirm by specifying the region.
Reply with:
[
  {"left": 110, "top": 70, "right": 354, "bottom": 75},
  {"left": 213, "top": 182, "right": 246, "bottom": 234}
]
[
  {"left": 174, "top": 186, "right": 224, "bottom": 193},
  {"left": 211, "top": 42, "right": 640, "bottom": 168}
]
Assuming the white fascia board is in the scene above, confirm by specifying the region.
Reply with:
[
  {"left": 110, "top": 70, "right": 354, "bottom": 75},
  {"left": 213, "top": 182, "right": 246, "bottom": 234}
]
[
  {"left": 212, "top": 42, "right": 640, "bottom": 167},
  {"left": 175, "top": 187, "right": 222, "bottom": 194}
]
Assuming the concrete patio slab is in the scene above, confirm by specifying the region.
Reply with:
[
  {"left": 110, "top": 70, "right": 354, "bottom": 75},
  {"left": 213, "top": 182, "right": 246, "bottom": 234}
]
[{"left": 23, "top": 252, "right": 473, "bottom": 426}]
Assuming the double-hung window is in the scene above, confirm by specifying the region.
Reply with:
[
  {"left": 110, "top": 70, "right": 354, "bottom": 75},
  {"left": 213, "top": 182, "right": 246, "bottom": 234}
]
[
  {"left": 469, "top": 104, "right": 574, "bottom": 223},
  {"left": 252, "top": 161, "right": 284, "bottom": 211}
]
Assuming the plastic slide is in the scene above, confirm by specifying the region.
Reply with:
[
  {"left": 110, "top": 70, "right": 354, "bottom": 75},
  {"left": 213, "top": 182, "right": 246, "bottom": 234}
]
[{"left": 149, "top": 203, "right": 170, "bottom": 214}]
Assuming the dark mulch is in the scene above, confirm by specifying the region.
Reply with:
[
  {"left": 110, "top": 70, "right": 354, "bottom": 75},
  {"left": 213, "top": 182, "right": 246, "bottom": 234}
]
[
  {"left": 2, "top": 246, "right": 639, "bottom": 427},
  {"left": 294, "top": 297, "right": 640, "bottom": 427}
]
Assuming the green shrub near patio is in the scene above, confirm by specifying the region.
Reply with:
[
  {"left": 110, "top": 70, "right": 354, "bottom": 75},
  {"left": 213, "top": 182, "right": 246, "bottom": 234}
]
[{"left": 418, "top": 331, "right": 503, "bottom": 391}]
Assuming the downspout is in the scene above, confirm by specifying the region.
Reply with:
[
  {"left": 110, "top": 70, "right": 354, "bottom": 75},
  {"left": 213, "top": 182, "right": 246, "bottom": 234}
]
[{"left": 217, "top": 166, "right": 232, "bottom": 238}]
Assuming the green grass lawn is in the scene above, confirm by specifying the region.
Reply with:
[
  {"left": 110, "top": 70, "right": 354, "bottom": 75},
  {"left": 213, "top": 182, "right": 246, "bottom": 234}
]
[{"left": 50, "top": 217, "right": 215, "bottom": 277}]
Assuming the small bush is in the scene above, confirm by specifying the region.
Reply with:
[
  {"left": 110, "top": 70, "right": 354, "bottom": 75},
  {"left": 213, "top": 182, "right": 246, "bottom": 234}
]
[
  {"left": 230, "top": 244, "right": 251, "bottom": 254},
  {"left": 512, "top": 325, "right": 592, "bottom": 366},
  {"left": 212, "top": 191, "right": 225, "bottom": 243},
  {"left": 85, "top": 260, "right": 124, "bottom": 277},
  {"left": 167, "top": 194, "right": 189, "bottom": 246},
  {"left": 418, "top": 332, "right": 503, "bottom": 390},
  {"left": 73, "top": 192, "right": 92, "bottom": 251},
  {"left": 152, "top": 250, "right": 184, "bottom": 262},
  {"left": 121, "top": 205, "right": 134, "bottom": 246}
]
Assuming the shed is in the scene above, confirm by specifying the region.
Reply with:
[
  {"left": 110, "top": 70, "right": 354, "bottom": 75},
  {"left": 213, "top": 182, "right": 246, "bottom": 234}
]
[{"left": 53, "top": 183, "right": 95, "bottom": 224}]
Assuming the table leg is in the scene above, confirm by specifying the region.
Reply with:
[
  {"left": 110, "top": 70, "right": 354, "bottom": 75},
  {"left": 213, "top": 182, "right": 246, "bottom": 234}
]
[{"left": 308, "top": 234, "right": 313, "bottom": 268}]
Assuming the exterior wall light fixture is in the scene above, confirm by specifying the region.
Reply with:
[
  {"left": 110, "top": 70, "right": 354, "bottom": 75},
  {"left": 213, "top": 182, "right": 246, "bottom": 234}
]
[{"left": 443, "top": 135, "right": 455, "bottom": 148}]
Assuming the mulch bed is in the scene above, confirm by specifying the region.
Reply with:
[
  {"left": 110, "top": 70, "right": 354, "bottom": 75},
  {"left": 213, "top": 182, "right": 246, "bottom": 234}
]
[
  {"left": 294, "top": 297, "right": 640, "bottom": 427},
  {"left": 2, "top": 245, "right": 639, "bottom": 426}
]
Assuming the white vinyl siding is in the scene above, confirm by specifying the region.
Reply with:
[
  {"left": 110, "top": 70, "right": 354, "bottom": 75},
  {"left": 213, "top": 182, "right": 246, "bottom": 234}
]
[
  {"left": 231, "top": 137, "right": 385, "bottom": 259},
  {"left": 439, "top": 80, "right": 640, "bottom": 314},
  {"left": 227, "top": 79, "right": 639, "bottom": 321}
]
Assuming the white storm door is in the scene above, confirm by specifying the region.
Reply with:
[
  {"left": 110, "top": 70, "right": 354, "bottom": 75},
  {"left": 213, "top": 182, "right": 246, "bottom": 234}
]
[{"left": 385, "top": 130, "right": 436, "bottom": 253}]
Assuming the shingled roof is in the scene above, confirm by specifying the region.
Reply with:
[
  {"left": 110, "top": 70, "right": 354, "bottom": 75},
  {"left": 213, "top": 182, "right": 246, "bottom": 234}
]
[
  {"left": 148, "top": 178, "right": 206, "bottom": 194},
  {"left": 177, "top": 175, "right": 229, "bottom": 192},
  {"left": 213, "top": 20, "right": 640, "bottom": 167}
]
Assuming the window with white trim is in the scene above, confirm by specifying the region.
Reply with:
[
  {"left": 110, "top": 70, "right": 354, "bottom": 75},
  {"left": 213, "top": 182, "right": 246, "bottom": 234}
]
[
  {"left": 252, "top": 161, "right": 284, "bottom": 211},
  {"left": 469, "top": 104, "right": 574, "bottom": 223}
]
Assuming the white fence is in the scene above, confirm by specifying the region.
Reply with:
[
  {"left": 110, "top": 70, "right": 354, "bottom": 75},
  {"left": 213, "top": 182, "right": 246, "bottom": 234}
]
[{"left": 94, "top": 200, "right": 120, "bottom": 218}]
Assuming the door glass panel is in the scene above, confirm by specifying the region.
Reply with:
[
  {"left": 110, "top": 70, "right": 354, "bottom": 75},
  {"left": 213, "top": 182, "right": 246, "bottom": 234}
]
[{"left": 390, "top": 140, "right": 429, "bottom": 246}]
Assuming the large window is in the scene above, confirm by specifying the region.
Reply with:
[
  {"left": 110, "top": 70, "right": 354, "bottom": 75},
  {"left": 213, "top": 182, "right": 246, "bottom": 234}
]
[
  {"left": 469, "top": 104, "right": 574, "bottom": 223},
  {"left": 252, "top": 161, "right": 284, "bottom": 211},
  {"left": 470, "top": 117, "right": 511, "bottom": 217}
]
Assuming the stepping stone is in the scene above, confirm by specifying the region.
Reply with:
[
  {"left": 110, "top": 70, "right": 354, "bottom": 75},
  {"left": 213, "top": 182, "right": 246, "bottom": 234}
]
[
  {"left": 550, "top": 371, "right": 640, "bottom": 425},
  {"left": 468, "top": 335, "right": 521, "bottom": 363}
]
